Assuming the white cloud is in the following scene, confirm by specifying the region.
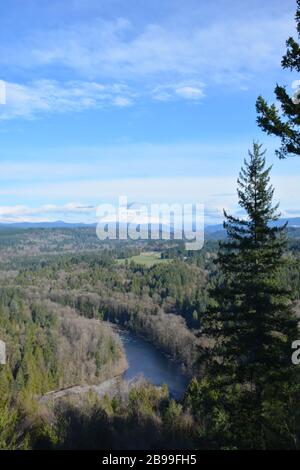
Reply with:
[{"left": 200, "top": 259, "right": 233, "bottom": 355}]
[
  {"left": 1, "top": 13, "right": 293, "bottom": 84},
  {"left": 152, "top": 80, "right": 205, "bottom": 101},
  {"left": 0, "top": 176, "right": 238, "bottom": 207},
  {"left": 0, "top": 172, "right": 299, "bottom": 225},
  {"left": 0, "top": 80, "right": 134, "bottom": 120},
  {"left": 0, "top": 183, "right": 234, "bottom": 224},
  {"left": 0, "top": 202, "right": 96, "bottom": 223},
  {"left": 1, "top": 138, "right": 298, "bottom": 185},
  {"left": 0, "top": 6, "right": 294, "bottom": 119},
  {"left": 175, "top": 86, "right": 204, "bottom": 100},
  {"left": 0, "top": 78, "right": 206, "bottom": 119},
  {"left": 112, "top": 96, "right": 132, "bottom": 107},
  {"left": 0, "top": 140, "right": 252, "bottom": 186}
]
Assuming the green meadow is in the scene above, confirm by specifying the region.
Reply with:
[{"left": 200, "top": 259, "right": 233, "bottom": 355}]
[{"left": 116, "top": 251, "right": 172, "bottom": 267}]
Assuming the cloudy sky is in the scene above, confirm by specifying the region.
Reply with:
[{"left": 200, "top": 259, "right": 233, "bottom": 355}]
[{"left": 0, "top": 0, "right": 300, "bottom": 224}]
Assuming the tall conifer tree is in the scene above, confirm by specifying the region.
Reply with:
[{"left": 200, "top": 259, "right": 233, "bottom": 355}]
[
  {"left": 187, "top": 143, "right": 300, "bottom": 448},
  {"left": 204, "top": 143, "right": 298, "bottom": 386}
]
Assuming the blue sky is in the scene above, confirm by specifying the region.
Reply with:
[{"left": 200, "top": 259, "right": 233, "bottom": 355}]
[{"left": 0, "top": 0, "right": 300, "bottom": 224}]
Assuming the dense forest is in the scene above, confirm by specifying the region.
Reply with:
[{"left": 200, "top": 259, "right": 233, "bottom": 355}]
[{"left": 1, "top": 194, "right": 300, "bottom": 448}]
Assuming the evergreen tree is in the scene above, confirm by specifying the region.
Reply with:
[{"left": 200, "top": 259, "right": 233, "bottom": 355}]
[
  {"left": 0, "top": 396, "right": 19, "bottom": 450},
  {"left": 256, "top": 0, "right": 300, "bottom": 158},
  {"left": 187, "top": 143, "right": 300, "bottom": 448}
]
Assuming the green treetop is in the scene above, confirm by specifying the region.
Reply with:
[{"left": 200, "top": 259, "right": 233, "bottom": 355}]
[{"left": 256, "top": 0, "right": 300, "bottom": 158}]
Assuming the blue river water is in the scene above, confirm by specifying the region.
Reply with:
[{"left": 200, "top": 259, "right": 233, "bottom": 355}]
[{"left": 118, "top": 328, "right": 190, "bottom": 400}]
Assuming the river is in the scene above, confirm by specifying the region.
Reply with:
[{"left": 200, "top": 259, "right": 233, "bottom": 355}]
[{"left": 117, "top": 328, "right": 190, "bottom": 400}]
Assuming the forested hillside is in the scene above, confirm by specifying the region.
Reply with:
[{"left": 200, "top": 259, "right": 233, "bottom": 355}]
[{"left": 0, "top": 214, "right": 300, "bottom": 449}]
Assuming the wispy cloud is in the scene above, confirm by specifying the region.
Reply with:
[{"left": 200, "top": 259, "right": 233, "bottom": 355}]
[
  {"left": 0, "top": 172, "right": 299, "bottom": 224},
  {"left": 0, "top": 4, "right": 295, "bottom": 120},
  {"left": 0, "top": 202, "right": 96, "bottom": 223},
  {"left": 0, "top": 80, "right": 135, "bottom": 120},
  {"left": 1, "top": 13, "right": 293, "bottom": 83},
  {"left": 152, "top": 80, "right": 205, "bottom": 101},
  {"left": 0, "top": 78, "right": 207, "bottom": 119},
  {"left": 0, "top": 199, "right": 225, "bottom": 225},
  {"left": 0, "top": 141, "right": 255, "bottom": 183}
]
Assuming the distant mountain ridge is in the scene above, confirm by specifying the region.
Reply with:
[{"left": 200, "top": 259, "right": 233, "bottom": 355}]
[
  {"left": 0, "top": 221, "right": 96, "bottom": 229},
  {"left": 205, "top": 217, "right": 300, "bottom": 232},
  {"left": 0, "top": 217, "right": 299, "bottom": 234}
]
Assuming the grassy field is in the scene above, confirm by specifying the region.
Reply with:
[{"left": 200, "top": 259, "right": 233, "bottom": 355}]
[{"left": 116, "top": 251, "right": 172, "bottom": 267}]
